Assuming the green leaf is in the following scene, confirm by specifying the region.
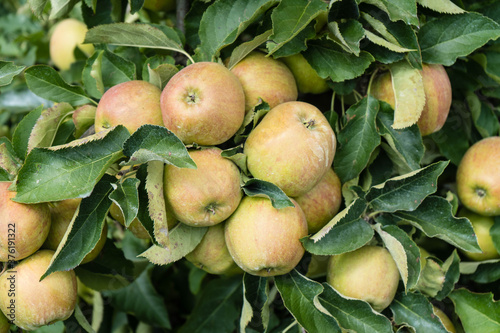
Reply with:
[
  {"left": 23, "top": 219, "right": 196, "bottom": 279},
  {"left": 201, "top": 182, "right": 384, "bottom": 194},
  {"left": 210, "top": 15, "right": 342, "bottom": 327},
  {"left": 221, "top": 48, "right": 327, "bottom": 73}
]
[
  {"left": 146, "top": 160, "right": 169, "bottom": 247},
  {"left": 240, "top": 274, "right": 270, "bottom": 333},
  {"left": 449, "top": 289, "right": 500, "bottom": 333},
  {"left": 390, "top": 291, "right": 449, "bottom": 332},
  {"left": 393, "top": 196, "right": 481, "bottom": 253},
  {"left": 82, "top": 240, "right": 135, "bottom": 278},
  {"left": 274, "top": 270, "right": 342, "bottom": 333},
  {"left": 14, "top": 126, "right": 130, "bottom": 203},
  {"left": 74, "top": 304, "right": 96, "bottom": 333},
  {"left": 302, "top": 198, "right": 373, "bottom": 255},
  {"left": 227, "top": 30, "right": 273, "bottom": 70},
  {"left": 76, "top": 268, "right": 130, "bottom": 292},
  {"left": 461, "top": 260, "right": 500, "bottom": 284},
  {"left": 11, "top": 105, "right": 44, "bottom": 160},
  {"left": 365, "top": 0, "right": 418, "bottom": 25},
  {"left": 435, "top": 250, "right": 461, "bottom": 300},
  {"left": 28, "top": 0, "right": 48, "bottom": 18},
  {"left": 419, "top": 12, "right": 500, "bottom": 66},
  {"left": 465, "top": 90, "right": 500, "bottom": 138},
  {"left": 109, "top": 177, "right": 140, "bottom": 227},
  {"left": 415, "top": 255, "right": 446, "bottom": 297},
  {"left": 0, "top": 139, "right": 22, "bottom": 178},
  {"left": 242, "top": 178, "right": 294, "bottom": 209},
  {"left": 271, "top": 22, "right": 317, "bottom": 59},
  {"left": 147, "top": 63, "right": 178, "bottom": 90},
  {"left": 122, "top": 125, "right": 196, "bottom": 168},
  {"left": 327, "top": 20, "right": 364, "bottom": 55},
  {"left": 73, "top": 105, "right": 97, "bottom": 139},
  {"left": 49, "top": 0, "right": 79, "bottom": 19},
  {"left": 24, "top": 65, "right": 96, "bottom": 106},
  {"left": 179, "top": 276, "right": 243, "bottom": 333},
  {"left": 365, "top": 161, "right": 448, "bottom": 213},
  {"left": 197, "top": 0, "right": 278, "bottom": 61},
  {"left": 364, "top": 30, "right": 416, "bottom": 53},
  {"left": 0, "top": 61, "right": 25, "bottom": 86},
  {"left": 318, "top": 283, "right": 393, "bottom": 333},
  {"left": 135, "top": 164, "right": 155, "bottom": 241},
  {"left": 334, "top": 96, "right": 381, "bottom": 183},
  {"left": 417, "top": 0, "right": 465, "bottom": 14}
]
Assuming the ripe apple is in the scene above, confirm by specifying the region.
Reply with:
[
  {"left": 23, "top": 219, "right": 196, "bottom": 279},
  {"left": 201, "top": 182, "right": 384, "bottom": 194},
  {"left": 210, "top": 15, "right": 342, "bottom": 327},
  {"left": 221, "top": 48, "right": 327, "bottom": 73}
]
[
  {"left": 224, "top": 196, "right": 308, "bottom": 277},
  {"left": 143, "top": 0, "right": 175, "bottom": 11},
  {"left": 0, "top": 310, "right": 9, "bottom": 333},
  {"left": 433, "top": 306, "right": 457, "bottom": 333},
  {"left": 164, "top": 148, "right": 242, "bottom": 227},
  {"left": 282, "top": 53, "right": 329, "bottom": 94},
  {"left": 457, "top": 208, "right": 500, "bottom": 261},
  {"left": 244, "top": 101, "right": 336, "bottom": 197},
  {"left": 161, "top": 62, "right": 245, "bottom": 145},
  {"left": 294, "top": 168, "right": 342, "bottom": 234},
  {"left": 185, "top": 222, "right": 242, "bottom": 275},
  {"left": 49, "top": 18, "right": 94, "bottom": 71},
  {"left": 456, "top": 137, "right": 500, "bottom": 216},
  {"left": 230, "top": 51, "right": 298, "bottom": 112},
  {"left": 371, "top": 63, "right": 452, "bottom": 136},
  {"left": 0, "top": 250, "right": 77, "bottom": 331},
  {"left": 95, "top": 80, "right": 164, "bottom": 134},
  {"left": 0, "top": 182, "right": 51, "bottom": 262},
  {"left": 327, "top": 245, "right": 400, "bottom": 312}
]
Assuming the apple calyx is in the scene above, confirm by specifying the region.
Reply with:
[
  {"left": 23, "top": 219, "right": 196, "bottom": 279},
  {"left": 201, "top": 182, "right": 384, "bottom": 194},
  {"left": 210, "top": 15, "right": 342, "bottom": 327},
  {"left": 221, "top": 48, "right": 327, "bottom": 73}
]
[
  {"left": 304, "top": 119, "right": 316, "bottom": 129},
  {"left": 184, "top": 89, "right": 201, "bottom": 105},
  {"left": 475, "top": 188, "right": 487, "bottom": 198}
]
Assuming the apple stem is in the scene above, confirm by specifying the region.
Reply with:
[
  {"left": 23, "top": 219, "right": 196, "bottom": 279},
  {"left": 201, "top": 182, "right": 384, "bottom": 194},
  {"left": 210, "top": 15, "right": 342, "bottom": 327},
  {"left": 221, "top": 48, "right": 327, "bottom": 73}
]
[{"left": 366, "top": 67, "right": 380, "bottom": 97}]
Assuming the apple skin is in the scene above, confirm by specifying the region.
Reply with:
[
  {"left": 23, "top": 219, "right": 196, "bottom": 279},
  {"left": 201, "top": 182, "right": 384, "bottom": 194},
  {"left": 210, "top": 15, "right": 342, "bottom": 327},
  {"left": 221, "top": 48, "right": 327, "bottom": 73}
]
[
  {"left": 0, "top": 182, "right": 51, "bottom": 262},
  {"left": 49, "top": 18, "right": 94, "bottom": 70},
  {"left": 224, "top": 196, "right": 308, "bottom": 277},
  {"left": 371, "top": 63, "right": 452, "bottom": 136},
  {"left": 95, "top": 80, "right": 163, "bottom": 134},
  {"left": 164, "top": 148, "right": 242, "bottom": 227},
  {"left": 143, "top": 0, "right": 175, "bottom": 11},
  {"left": 161, "top": 62, "right": 245, "bottom": 145},
  {"left": 230, "top": 51, "right": 298, "bottom": 112},
  {"left": 327, "top": 245, "right": 400, "bottom": 312},
  {"left": 0, "top": 250, "right": 77, "bottom": 331},
  {"left": 456, "top": 137, "right": 500, "bottom": 216},
  {"left": 0, "top": 310, "right": 9, "bottom": 333},
  {"left": 282, "top": 53, "right": 329, "bottom": 94},
  {"left": 185, "top": 222, "right": 242, "bottom": 275},
  {"left": 457, "top": 208, "right": 500, "bottom": 261},
  {"left": 293, "top": 168, "right": 342, "bottom": 234},
  {"left": 244, "top": 101, "right": 336, "bottom": 197}
]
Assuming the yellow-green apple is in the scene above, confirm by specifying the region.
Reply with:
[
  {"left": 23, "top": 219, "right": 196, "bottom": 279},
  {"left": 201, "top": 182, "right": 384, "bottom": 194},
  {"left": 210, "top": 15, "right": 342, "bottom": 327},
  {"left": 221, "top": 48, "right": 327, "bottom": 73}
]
[
  {"left": 164, "top": 148, "right": 242, "bottom": 227},
  {"left": 294, "top": 168, "right": 342, "bottom": 234},
  {"left": 95, "top": 80, "right": 163, "bottom": 134},
  {"left": 371, "top": 63, "right": 452, "bottom": 136},
  {"left": 230, "top": 51, "right": 298, "bottom": 112},
  {"left": 433, "top": 305, "right": 457, "bottom": 333},
  {"left": 0, "top": 250, "right": 77, "bottom": 330},
  {"left": 185, "top": 222, "right": 242, "bottom": 275},
  {"left": 457, "top": 208, "right": 500, "bottom": 261},
  {"left": 244, "top": 101, "right": 336, "bottom": 197},
  {"left": 143, "top": 0, "right": 175, "bottom": 11},
  {"left": 224, "top": 196, "right": 308, "bottom": 277},
  {"left": 161, "top": 62, "right": 245, "bottom": 145},
  {"left": 0, "top": 182, "right": 51, "bottom": 262},
  {"left": 282, "top": 53, "right": 329, "bottom": 94},
  {"left": 306, "top": 254, "right": 330, "bottom": 278},
  {"left": 49, "top": 18, "right": 94, "bottom": 70},
  {"left": 0, "top": 310, "right": 9, "bottom": 333},
  {"left": 456, "top": 137, "right": 500, "bottom": 216},
  {"left": 327, "top": 245, "right": 400, "bottom": 311}
]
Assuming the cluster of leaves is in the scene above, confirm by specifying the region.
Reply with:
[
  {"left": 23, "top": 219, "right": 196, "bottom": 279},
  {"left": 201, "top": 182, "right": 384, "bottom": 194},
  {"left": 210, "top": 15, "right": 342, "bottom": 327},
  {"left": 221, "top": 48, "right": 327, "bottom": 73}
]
[{"left": 2, "top": 0, "right": 500, "bottom": 332}]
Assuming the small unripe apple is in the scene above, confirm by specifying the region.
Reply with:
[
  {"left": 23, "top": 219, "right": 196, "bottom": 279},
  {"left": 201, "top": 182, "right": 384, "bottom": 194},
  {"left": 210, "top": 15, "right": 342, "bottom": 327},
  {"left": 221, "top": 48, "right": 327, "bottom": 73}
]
[
  {"left": 0, "top": 250, "right": 77, "bottom": 330},
  {"left": 433, "top": 305, "right": 457, "bottom": 333},
  {"left": 282, "top": 53, "right": 329, "bottom": 94},
  {"left": 0, "top": 182, "right": 51, "bottom": 262},
  {"left": 456, "top": 137, "right": 500, "bottom": 216},
  {"left": 49, "top": 18, "right": 94, "bottom": 70},
  {"left": 224, "top": 196, "right": 308, "bottom": 277},
  {"left": 327, "top": 245, "right": 400, "bottom": 312},
  {"left": 143, "top": 0, "right": 175, "bottom": 11},
  {"left": 457, "top": 208, "right": 500, "bottom": 261}
]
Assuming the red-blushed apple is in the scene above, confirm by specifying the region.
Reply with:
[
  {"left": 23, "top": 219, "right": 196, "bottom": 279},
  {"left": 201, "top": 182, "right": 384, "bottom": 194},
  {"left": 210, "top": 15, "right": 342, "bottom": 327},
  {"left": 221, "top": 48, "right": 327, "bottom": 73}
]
[
  {"left": 185, "top": 222, "right": 242, "bottom": 275},
  {"left": 0, "top": 250, "right": 77, "bottom": 331},
  {"left": 95, "top": 80, "right": 163, "bottom": 134},
  {"left": 230, "top": 51, "right": 298, "bottom": 112},
  {"left": 456, "top": 137, "right": 500, "bottom": 216},
  {"left": 327, "top": 245, "right": 400, "bottom": 312},
  {"left": 143, "top": 0, "right": 175, "bottom": 11},
  {"left": 282, "top": 53, "right": 329, "bottom": 94},
  {"left": 294, "top": 168, "right": 342, "bottom": 234},
  {"left": 244, "top": 101, "right": 336, "bottom": 197},
  {"left": 0, "top": 182, "right": 51, "bottom": 262},
  {"left": 433, "top": 305, "right": 457, "bottom": 333},
  {"left": 224, "top": 196, "right": 308, "bottom": 277},
  {"left": 457, "top": 208, "right": 500, "bottom": 261},
  {"left": 160, "top": 62, "right": 245, "bottom": 145},
  {"left": 49, "top": 18, "right": 94, "bottom": 71},
  {"left": 371, "top": 63, "right": 452, "bottom": 136},
  {"left": 164, "top": 148, "right": 242, "bottom": 227}
]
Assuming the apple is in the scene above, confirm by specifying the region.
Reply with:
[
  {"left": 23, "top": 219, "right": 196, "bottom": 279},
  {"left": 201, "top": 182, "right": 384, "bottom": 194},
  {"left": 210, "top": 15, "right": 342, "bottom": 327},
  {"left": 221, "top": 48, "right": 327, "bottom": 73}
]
[
  {"left": 0, "top": 182, "right": 51, "bottom": 262},
  {"left": 327, "top": 245, "right": 400, "bottom": 312},
  {"left": 164, "top": 148, "right": 242, "bottom": 227},
  {"left": 305, "top": 254, "right": 330, "bottom": 278},
  {"left": 457, "top": 208, "right": 500, "bottom": 261},
  {"left": 0, "top": 310, "right": 9, "bottom": 333},
  {"left": 456, "top": 137, "right": 500, "bottom": 216},
  {"left": 230, "top": 51, "right": 298, "bottom": 112},
  {"left": 294, "top": 168, "right": 342, "bottom": 234},
  {"left": 185, "top": 222, "right": 242, "bottom": 275},
  {"left": 161, "top": 62, "right": 245, "bottom": 145},
  {"left": 143, "top": 0, "right": 175, "bottom": 11},
  {"left": 282, "top": 53, "right": 329, "bottom": 94},
  {"left": 244, "top": 101, "right": 336, "bottom": 197},
  {"left": 0, "top": 250, "right": 77, "bottom": 331},
  {"left": 49, "top": 18, "right": 94, "bottom": 70},
  {"left": 95, "top": 80, "right": 164, "bottom": 134},
  {"left": 371, "top": 63, "right": 452, "bottom": 136},
  {"left": 224, "top": 196, "right": 308, "bottom": 277},
  {"left": 433, "top": 305, "right": 457, "bottom": 333}
]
